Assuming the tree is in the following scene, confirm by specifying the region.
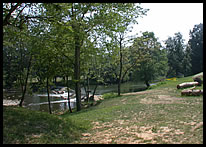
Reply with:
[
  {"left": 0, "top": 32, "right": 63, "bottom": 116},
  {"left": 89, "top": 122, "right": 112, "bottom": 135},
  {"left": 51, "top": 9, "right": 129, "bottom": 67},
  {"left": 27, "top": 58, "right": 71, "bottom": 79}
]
[
  {"left": 3, "top": 3, "right": 30, "bottom": 89},
  {"left": 182, "top": 44, "right": 192, "bottom": 76},
  {"left": 42, "top": 3, "right": 148, "bottom": 111},
  {"left": 131, "top": 32, "right": 168, "bottom": 88},
  {"left": 189, "top": 23, "right": 203, "bottom": 74},
  {"left": 3, "top": 3, "right": 46, "bottom": 107},
  {"left": 94, "top": 4, "right": 148, "bottom": 96},
  {"left": 3, "top": 3, "right": 24, "bottom": 27},
  {"left": 31, "top": 29, "right": 65, "bottom": 114},
  {"left": 165, "top": 32, "right": 186, "bottom": 77},
  {"left": 3, "top": 26, "right": 21, "bottom": 89},
  {"left": 115, "top": 32, "right": 141, "bottom": 96}
]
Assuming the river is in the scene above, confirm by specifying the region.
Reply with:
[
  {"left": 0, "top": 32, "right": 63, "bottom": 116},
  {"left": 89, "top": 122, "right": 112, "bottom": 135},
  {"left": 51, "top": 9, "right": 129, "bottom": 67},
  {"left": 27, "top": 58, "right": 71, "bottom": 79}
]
[{"left": 4, "top": 81, "right": 149, "bottom": 113}]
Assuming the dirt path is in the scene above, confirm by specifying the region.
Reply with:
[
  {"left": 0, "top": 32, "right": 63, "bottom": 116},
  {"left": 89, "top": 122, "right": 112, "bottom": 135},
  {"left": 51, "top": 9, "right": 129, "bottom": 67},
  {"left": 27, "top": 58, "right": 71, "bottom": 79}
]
[{"left": 80, "top": 119, "right": 186, "bottom": 144}]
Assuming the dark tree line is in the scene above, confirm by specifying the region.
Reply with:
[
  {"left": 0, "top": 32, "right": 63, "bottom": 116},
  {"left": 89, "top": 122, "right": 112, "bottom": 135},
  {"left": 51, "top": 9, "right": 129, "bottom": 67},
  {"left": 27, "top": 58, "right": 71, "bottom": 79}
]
[{"left": 165, "top": 23, "right": 203, "bottom": 78}]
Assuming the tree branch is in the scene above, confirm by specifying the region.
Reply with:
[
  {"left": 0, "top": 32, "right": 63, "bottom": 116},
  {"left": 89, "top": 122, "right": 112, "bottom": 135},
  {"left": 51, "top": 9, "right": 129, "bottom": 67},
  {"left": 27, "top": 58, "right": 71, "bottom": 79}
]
[{"left": 3, "top": 3, "right": 22, "bottom": 26}]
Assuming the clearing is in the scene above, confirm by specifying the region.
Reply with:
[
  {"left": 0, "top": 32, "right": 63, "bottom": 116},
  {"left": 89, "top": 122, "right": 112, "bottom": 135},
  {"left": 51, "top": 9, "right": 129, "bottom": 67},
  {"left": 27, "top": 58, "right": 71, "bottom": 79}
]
[{"left": 68, "top": 76, "right": 203, "bottom": 144}]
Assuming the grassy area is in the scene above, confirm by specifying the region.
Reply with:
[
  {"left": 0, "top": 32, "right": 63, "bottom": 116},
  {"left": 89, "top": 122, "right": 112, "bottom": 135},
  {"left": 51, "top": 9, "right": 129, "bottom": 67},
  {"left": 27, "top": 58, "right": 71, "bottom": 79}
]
[
  {"left": 3, "top": 75, "right": 203, "bottom": 144},
  {"left": 3, "top": 106, "right": 89, "bottom": 144}
]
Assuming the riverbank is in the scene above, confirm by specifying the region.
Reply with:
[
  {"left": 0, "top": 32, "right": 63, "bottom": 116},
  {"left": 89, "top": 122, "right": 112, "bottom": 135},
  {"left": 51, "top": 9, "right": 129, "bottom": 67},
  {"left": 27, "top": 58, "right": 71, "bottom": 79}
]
[{"left": 3, "top": 75, "right": 203, "bottom": 144}]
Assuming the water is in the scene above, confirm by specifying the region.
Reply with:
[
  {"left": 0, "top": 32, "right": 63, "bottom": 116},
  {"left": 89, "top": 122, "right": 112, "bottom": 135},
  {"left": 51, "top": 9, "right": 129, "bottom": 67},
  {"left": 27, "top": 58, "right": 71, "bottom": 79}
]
[
  {"left": 23, "top": 93, "right": 77, "bottom": 113},
  {"left": 6, "top": 81, "right": 148, "bottom": 113},
  {"left": 91, "top": 81, "right": 147, "bottom": 95}
]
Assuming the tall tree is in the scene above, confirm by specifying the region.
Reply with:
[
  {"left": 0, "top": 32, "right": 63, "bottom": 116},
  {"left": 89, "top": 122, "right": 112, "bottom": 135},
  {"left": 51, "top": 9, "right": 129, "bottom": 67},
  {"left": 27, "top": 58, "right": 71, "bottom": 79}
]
[
  {"left": 95, "top": 4, "right": 148, "bottom": 96},
  {"left": 165, "top": 32, "right": 185, "bottom": 77},
  {"left": 189, "top": 23, "right": 203, "bottom": 74},
  {"left": 131, "top": 32, "right": 168, "bottom": 87},
  {"left": 115, "top": 32, "right": 142, "bottom": 96}
]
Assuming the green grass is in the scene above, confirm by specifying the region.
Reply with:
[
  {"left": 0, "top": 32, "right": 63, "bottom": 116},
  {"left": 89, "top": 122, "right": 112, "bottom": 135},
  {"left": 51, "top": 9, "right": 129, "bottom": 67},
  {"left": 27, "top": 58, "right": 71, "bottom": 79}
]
[
  {"left": 3, "top": 106, "right": 88, "bottom": 144},
  {"left": 102, "top": 92, "right": 119, "bottom": 99},
  {"left": 3, "top": 75, "right": 203, "bottom": 144}
]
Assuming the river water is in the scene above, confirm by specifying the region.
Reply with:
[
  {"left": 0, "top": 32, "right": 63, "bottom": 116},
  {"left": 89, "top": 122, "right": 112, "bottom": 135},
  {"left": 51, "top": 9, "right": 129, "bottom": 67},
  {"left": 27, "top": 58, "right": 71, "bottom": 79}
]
[{"left": 5, "top": 82, "right": 148, "bottom": 113}]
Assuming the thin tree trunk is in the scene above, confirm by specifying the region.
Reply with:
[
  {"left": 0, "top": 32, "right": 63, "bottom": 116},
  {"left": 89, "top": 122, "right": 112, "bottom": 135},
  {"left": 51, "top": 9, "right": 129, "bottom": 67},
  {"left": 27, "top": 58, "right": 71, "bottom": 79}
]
[
  {"left": 145, "top": 80, "right": 150, "bottom": 88},
  {"left": 86, "top": 73, "right": 90, "bottom": 102},
  {"left": 19, "top": 56, "right": 32, "bottom": 107},
  {"left": 68, "top": 87, "right": 72, "bottom": 113},
  {"left": 118, "top": 80, "right": 121, "bottom": 96},
  {"left": 74, "top": 39, "right": 81, "bottom": 111},
  {"left": 46, "top": 77, "right": 52, "bottom": 114},
  {"left": 66, "top": 76, "right": 72, "bottom": 113},
  {"left": 118, "top": 35, "right": 123, "bottom": 96},
  {"left": 92, "top": 84, "right": 98, "bottom": 98}
]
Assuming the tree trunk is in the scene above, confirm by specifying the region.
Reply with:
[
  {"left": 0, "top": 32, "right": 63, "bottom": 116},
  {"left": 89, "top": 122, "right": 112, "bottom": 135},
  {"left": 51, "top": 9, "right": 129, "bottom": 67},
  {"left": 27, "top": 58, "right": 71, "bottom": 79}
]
[
  {"left": 19, "top": 56, "right": 32, "bottom": 107},
  {"left": 46, "top": 77, "right": 52, "bottom": 114},
  {"left": 72, "top": 5, "right": 84, "bottom": 111},
  {"left": 145, "top": 80, "right": 150, "bottom": 88},
  {"left": 66, "top": 76, "right": 72, "bottom": 113},
  {"left": 177, "top": 82, "right": 199, "bottom": 89},
  {"left": 118, "top": 80, "right": 121, "bottom": 96},
  {"left": 74, "top": 37, "right": 81, "bottom": 111},
  {"left": 181, "top": 89, "right": 203, "bottom": 96},
  {"left": 53, "top": 76, "right": 57, "bottom": 84},
  {"left": 3, "top": 3, "right": 22, "bottom": 26},
  {"left": 68, "top": 88, "right": 72, "bottom": 113},
  {"left": 118, "top": 35, "right": 123, "bottom": 96},
  {"left": 92, "top": 84, "right": 98, "bottom": 98}
]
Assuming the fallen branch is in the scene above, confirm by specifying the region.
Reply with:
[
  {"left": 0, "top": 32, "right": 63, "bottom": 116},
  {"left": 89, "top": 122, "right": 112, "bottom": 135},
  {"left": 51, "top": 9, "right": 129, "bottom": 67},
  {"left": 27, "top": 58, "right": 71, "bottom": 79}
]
[
  {"left": 177, "top": 82, "right": 199, "bottom": 89},
  {"left": 181, "top": 89, "right": 203, "bottom": 96}
]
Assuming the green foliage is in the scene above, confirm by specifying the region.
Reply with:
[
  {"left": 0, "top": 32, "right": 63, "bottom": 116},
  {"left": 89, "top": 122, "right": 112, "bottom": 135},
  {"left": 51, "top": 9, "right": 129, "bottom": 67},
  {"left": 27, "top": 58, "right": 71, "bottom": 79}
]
[
  {"left": 131, "top": 32, "right": 168, "bottom": 86},
  {"left": 189, "top": 23, "right": 203, "bottom": 74},
  {"left": 165, "top": 32, "right": 192, "bottom": 78},
  {"left": 182, "top": 44, "right": 192, "bottom": 76}
]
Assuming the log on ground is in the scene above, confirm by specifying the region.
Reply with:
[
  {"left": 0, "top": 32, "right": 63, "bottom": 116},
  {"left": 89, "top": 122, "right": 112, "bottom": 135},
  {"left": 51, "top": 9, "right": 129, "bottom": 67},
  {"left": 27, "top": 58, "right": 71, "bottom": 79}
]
[
  {"left": 177, "top": 82, "right": 199, "bottom": 89},
  {"left": 181, "top": 89, "right": 203, "bottom": 96},
  {"left": 192, "top": 72, "right": 203, "bottom": 86}
]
